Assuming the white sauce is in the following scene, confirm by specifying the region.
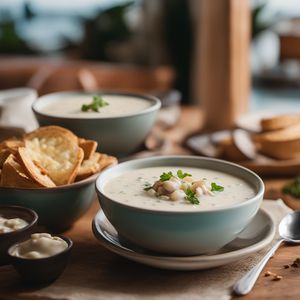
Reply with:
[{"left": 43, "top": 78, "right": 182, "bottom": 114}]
[
  {"left": 38, "top": 95, "right": 152, "bottom": 118},
  {"left": 103, "top": 167, "right": 256, "bottom": 211},
  {"left": 0, "top": 216, "right": 28, "bottom": 234},
  {"left": 11, "top": 233, "right": 68, "bottom": 259}
]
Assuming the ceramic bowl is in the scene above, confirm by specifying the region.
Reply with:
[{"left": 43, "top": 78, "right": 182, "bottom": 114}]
[
  {"left": 8, "top": 235, "right": 72, "bottom": 284},
  {"left": 0, "top": 206, "right": 38, "bottom": 265},
  {"left": 96, "top": 156, "right": 265, "bottom": 256},
  {"left": 32, "top": 91, "right": 161, "bottom": 157},
  {"left": 0, "top": 174, "right": 97, "bottom": 231}
]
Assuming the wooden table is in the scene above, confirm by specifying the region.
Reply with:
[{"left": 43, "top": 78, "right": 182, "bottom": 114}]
[{"left": 1, "top": 106, "right": 299, "bottom": 299}]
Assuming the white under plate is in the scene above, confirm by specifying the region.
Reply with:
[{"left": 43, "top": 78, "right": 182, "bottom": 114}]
[{"left": 92, "top": 209, "right": 276, "bottom": 271}]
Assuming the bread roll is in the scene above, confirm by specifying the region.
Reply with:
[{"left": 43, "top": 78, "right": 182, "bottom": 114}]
[
  {"left": 254, "top": 124, "right": 300, "bottom": 159},
  {"left": 261, "top": 114, "right": 300, "bottom": 132}
]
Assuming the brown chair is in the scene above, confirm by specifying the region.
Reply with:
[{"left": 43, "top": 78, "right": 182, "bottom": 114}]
[{"left": 0, "top": 57, "right": 175, "bottom": 95}]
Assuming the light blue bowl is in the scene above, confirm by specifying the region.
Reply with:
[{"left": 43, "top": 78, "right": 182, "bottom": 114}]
[
  {"left": 32, "top": 91, "right": 161, "bottom": 157},
  {"left": 96, "top": 156, "right": 264, "bottom": 256}
]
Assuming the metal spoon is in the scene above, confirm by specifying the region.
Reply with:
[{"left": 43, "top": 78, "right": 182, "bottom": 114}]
[{"left": 233, "top": 211, "right": 300, "bottom": 296}]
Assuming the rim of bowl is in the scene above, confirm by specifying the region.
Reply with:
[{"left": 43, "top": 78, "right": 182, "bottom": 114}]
[
  {"left": 0, "top": 205, "right": 38, "bottom": 236},
  {"left": 0, "top": 171, "right": 98, "bottom": 192},
  {"left": 8, "top": 234, "right": 73, "bottom": 261},
  {"left": 96, "top": 155, "right": 265, "bottom": 214},
  {"left": 32, "top": 90, "right": 162, "bottom": 120}
]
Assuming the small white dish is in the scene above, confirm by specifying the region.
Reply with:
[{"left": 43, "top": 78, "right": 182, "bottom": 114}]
[
  {"left": 92, "top": 208, "right": 275, "bottom": 271},
  {"left": 0, "top": 88, "right": 38, "bottom": 132}
]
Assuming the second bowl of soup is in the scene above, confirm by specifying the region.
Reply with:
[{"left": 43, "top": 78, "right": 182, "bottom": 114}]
[
  {"left": 96, "top": 156, "right": 264, "bottom": 255},
  {"left": 32, "top": 91, "right": 161, "bottom": 157}
]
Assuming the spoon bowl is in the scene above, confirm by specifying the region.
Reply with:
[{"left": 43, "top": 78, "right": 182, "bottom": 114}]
[{"left": 279, "top": 211, "right": 300, "bottom": 242}]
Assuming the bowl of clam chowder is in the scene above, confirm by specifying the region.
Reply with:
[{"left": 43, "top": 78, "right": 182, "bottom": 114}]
[
  {"left": 95, "top": 156, "right": 264, "bottom": 256},
  {"left": 32, "top": 91, "right": 161, "bottom": 157}
]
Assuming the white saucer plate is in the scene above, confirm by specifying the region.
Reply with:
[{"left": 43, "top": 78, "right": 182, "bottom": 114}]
[{"left": 92, "top": 209, "right": 276, "bottom": 271}]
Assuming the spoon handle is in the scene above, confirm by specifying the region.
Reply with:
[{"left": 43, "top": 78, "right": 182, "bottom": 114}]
[{"left": 233, "top": 239, "right": 283, "bottom": 296}]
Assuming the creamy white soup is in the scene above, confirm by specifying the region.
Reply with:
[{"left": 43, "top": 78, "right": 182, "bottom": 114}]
[
  {"left": 103, "top": 167, "right": 256, "bottom": 211},
  {"left": 39, "top": 95, "right": 152, "bottom": 118}
]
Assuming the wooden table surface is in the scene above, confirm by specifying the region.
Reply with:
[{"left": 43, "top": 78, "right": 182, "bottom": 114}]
[{"left": 1, "top": 106, "right": 299, "bottom": 299}]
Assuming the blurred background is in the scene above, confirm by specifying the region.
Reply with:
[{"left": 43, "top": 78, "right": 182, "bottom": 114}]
[{"left": 1, "top": 0, "right": 300, "bottom": 109}]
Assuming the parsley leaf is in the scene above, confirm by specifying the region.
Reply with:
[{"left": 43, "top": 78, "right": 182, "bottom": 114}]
[
  {"left": 283, "top": 178, "right": 300, "bottom": 198},
  {"left": 211, "top": 182, "right": 224, "bottom": 192},
  {"left": 184, "top": 188, "right": 199, "bottom": 205},
  {"left": 177, "top": 169, "right": 192, "bottom": 179},
  {"left": 160, "top": 171, "right": 173, "bottom": 182},
  {"left": 143, "top": 182, "right": 153, "bottom": 191},
  {"left": 81, "top": 95, "right": 109, "bottom": 112}
]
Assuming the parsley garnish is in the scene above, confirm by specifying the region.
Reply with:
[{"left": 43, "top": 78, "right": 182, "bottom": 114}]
[
  {"left": 184, "top": 188, "right": 199, "bottom": 205},
  {"left": 211, "top": 182, "right": 224, "bottom": 192},
  {"left": 177, "top": 170, "right": 192, "bottom": 179},
  {"left": 283, "top": 178, "right": 300, "bottom": 198},
  {"left": 143, "top": 182, "right": 152, "bottom": 191},
  {"left": 81, "top": 95, "right": 109, "bottom": 112},
  {"left": 160, "top": 171, "right": 173, "bottom": 182}
]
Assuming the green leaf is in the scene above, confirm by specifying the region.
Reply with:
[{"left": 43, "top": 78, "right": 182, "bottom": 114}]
[
  {"left": 93, "top": 95, "right": 109, "bottom": 106},
  {"left": 184, "top": 188, "right": 199, "bottom": 205},
  {"left": 177, "top": 169, "right": 192, "bottom": 179},
  {"left": 159, "top": 171, "right": 173, "bottom": 182},
  {"left": 81, "top": 95, "right": 109, "bottom": 112},
  {"left": 143, "top": 182, "right": 152, "bottom": 191},
  {"left": 81, "top": 104, "right": 89, "bottom": 112},
  {"left": 283, "top": 178, "right": 300, "bottom": 198},
  {"left": 211, "top": 182, "right": 224, "bottom": 192}
]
